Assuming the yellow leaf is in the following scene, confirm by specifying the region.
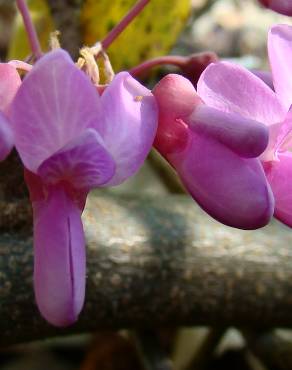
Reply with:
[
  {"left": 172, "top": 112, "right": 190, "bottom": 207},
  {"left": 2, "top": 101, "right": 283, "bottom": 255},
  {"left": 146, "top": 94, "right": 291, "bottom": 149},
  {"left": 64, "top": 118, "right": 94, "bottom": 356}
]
[
  {"left": 8, "top": 0, "right": 54, "bottom": 60},
  {"left": 81, "top": 0, "right": 191, "bottom": 71}
]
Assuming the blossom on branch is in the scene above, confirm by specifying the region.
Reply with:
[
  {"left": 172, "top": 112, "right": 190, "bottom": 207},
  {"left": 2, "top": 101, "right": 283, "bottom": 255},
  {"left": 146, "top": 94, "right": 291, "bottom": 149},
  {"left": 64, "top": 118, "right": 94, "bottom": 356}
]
[
  {"left": 153, "top": 74, "right": 274, "bottom": 230},
  {"left": 9, "top": 49, "right": 158, "bottom": 326},
  {"left": 197, "top": 24, "right": 292, "bottom": 227}
]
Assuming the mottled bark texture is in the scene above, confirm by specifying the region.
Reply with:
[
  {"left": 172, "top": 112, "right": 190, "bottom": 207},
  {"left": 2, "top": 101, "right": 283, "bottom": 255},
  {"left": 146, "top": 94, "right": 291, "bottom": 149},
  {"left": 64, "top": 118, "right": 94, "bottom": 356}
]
[
  {"left": 0, "top": 150, "right": 31, "bottom": 232},
  {"left": 1, "top": 193, "right": 292, "bottom": 346}
]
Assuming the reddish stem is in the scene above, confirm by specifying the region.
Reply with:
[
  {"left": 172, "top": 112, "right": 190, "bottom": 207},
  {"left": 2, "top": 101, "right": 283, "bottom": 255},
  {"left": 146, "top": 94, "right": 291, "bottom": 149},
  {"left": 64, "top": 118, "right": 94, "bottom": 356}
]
[
  {"left": 16, "top": 0, "right": 42, "bottom": 59},
  {"left": 129, "top": 52, "right": 219, "bottom": 87},
  {"left": 100, "top": 0, "right": 151, "bottom": 50},
  {"left": 129, "top": 56, "right": 187, "bottom": 76}
]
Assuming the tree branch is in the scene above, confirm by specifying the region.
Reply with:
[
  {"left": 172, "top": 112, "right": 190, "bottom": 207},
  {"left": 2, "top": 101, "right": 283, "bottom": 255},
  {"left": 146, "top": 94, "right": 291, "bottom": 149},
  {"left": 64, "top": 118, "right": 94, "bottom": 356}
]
[{"left": 1, "top": 194, "right": 292, "bottom": 346}]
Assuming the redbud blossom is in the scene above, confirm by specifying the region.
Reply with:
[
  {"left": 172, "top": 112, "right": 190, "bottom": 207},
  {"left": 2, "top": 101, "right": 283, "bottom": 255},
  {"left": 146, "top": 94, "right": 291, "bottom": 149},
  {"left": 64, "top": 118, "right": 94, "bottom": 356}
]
[
  {"left": 153, "top": 74, "right": 274, "bottom": 230},
  {"left": 197, "top": 24, "right": 292, "bottom": 227},
  {"left": 10, "top": 49, "right": 158, "bottom": 326}
]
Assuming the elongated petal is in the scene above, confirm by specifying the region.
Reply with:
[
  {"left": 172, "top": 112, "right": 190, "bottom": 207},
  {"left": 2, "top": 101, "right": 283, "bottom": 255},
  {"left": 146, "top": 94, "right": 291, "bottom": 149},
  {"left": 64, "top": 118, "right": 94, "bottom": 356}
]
[
  {"left": 264, "top": 152, "right": 292, "bottom": 227},
  {"left": 96, "top": 72, "right": 158, "bottom": 186},
  {"left": 0, "top": 63, "right": 21, "bottom": 114},
  {"left": 38, "top": 129, "right": 115, "bottom": 189},
  {"left": 169, "top": 133, "right": 274, "bottom": 229},
  {"left": 197, "top": 61, "right": 286, "bottom": 125},
  {"left": 33, "top": 186, "right": 85, "bottom": 327},
  {"left": 268, "top": 24, "right": 292, "bottom": 110},
  {"left": 188, "top": 105, "right": 269, "bottom": 158},
  {"left": 0, "top": 112, "right": 13, "bottom": 160},
  {"left": 10, "top": 49, "right": 102, "bottom": 172}
]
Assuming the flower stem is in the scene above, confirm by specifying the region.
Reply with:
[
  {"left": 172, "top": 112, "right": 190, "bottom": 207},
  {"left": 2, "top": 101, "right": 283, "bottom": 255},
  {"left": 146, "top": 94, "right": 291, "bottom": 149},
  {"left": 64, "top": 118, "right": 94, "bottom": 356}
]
[
  {"left": 129, "top": 55, "right": 187, "bottom": 76},
  {"left": 16, "top": 0, "right": 42, "bottom": 59},
  {"left": 100, "top": 0, "right": 151, "bottom": 50}
]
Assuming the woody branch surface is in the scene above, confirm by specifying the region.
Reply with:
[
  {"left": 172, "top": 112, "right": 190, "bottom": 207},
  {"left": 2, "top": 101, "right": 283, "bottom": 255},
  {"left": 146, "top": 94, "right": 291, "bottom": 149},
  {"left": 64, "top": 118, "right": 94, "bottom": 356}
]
[{"left": 1, "top": 193, "right": 292, "bottom": 346}]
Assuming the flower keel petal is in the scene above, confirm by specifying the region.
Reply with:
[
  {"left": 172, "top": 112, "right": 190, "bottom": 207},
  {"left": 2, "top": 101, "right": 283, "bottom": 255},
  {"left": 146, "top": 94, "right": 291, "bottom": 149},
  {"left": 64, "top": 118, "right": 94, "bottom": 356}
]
[
  {"left": 33, "top": 186, "right": 86, "bottom": 327},
  {"left": 169, "top": 133, "right": 274, "bottom": 229}
]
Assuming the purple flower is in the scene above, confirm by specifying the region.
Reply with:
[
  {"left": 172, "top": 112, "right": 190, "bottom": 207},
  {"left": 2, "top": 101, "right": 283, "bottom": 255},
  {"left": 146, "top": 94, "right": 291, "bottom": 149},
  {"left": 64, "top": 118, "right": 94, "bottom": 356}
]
[
  {"left": 197, "top": 24, "right": 292, "bottom": 227},
  {"left": 153, "top": 74, "right": 274, "bottom": 230},
  {"left": 9, "top": 49, "right": 158, "bottom": 326}
]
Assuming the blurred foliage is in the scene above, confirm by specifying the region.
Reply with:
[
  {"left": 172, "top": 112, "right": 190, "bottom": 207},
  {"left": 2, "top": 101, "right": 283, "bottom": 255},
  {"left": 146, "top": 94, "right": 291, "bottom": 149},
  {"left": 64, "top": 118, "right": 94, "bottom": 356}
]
[
  {"left": 8, "top": 0, "right": 54, "bottom": 60},
  {"left": 81, "top": 0, "right": 191, "bottom": 71},
  {"left": 8, "top": 0, "right": 191, "bottom": 69}
]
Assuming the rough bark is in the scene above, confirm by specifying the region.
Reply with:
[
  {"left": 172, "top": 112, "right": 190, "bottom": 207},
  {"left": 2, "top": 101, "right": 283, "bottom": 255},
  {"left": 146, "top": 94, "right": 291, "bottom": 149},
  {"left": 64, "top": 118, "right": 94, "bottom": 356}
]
[{"left": 1, "top": 193, "right": 292, "bottom": 346}]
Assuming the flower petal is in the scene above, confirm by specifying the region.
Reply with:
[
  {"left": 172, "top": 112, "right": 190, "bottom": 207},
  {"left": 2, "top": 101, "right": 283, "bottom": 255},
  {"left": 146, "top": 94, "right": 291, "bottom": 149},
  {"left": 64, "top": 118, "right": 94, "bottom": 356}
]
[
  {"left": 268, "top": 24, "right": 292, "bottom": 110},
  {"left": 152, "top": 74, "right": 201, "bottom": 157},
  {"left": 188, "top": 105, "right": 269, "bottom": 158},
  {"left": 264, "top": 152, "right": 292, "bottom": 227},
  {"left": 38, "top": 129, "right": 115, "bottom": 189},
  {"left": 169, "top": 132, "right": 274, "bottom": 229},
  {"left": 197, "top": 61, "right": 285, "bottom": 125},
  {"left": 33, "top": 186, "right": 86, "bottom": 327},
  {"left": 10, "top": 49, "right": 102, "bottom": 172},
  {"left": 0, "top": 63, "right": 21, "bottom": 114},
  {"left": 251, "top": 70, "right": 274, "bottom": 90},
  {"left": 0, "top": 112, "right": 13, "bottom": 160},
  {"left": 96, "top": 72, "right": 158, "bottom": 186},
  {"left": 8, "top": 60, "right": 32, "bottom": 73},
  {"left": 274, "top": 108, "right": 292, "bottom": 152}
]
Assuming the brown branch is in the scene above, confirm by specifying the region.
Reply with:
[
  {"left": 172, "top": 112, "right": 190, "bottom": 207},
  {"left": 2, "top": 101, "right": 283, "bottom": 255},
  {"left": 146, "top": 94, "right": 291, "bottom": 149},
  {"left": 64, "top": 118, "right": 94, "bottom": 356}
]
[{"left": 1, "top": 194, "right": 292, "bottom": 346}]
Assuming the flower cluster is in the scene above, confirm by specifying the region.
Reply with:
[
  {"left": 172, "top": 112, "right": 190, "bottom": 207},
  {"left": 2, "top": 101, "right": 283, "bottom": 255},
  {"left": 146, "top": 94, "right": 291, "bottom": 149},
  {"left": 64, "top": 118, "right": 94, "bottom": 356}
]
[{"left": 1, "top": 0, "right": 292, "bottom": 327}]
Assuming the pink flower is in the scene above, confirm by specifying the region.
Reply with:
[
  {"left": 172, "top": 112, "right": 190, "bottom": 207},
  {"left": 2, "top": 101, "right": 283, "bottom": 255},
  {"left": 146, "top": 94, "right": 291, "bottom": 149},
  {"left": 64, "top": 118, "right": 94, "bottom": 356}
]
[
  {"left": 197, "top": 24, "right": 292, "bottom": 227},
  {"left": 0, "top": 63, "right": 21, "bottom": 159},
  {"left": 153, "top": 74, "right": 274, "bottom": 230},
  {"left": 9, "top": 49, "right": 158, "bottom": 326},
  {"left": 258, "top": 0, "right": 292, "bottom": 16}
]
